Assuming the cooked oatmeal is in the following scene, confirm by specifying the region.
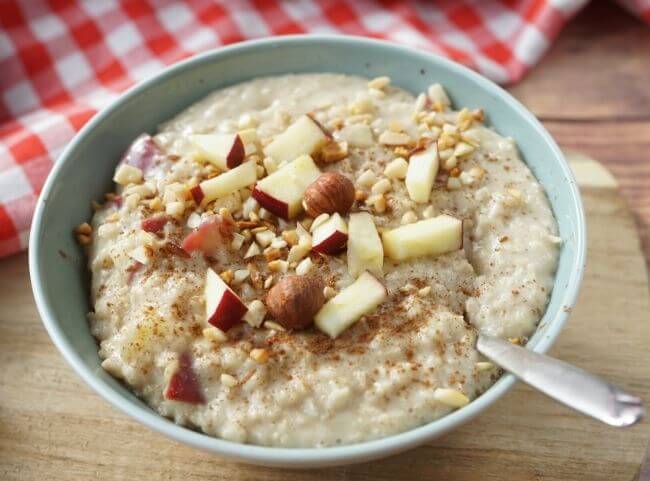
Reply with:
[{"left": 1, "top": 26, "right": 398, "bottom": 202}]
[{"left": 84, "top": 73, "right": 559, "bottom": 447}]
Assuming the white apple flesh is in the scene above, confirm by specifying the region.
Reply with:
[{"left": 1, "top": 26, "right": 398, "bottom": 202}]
[
  {"left": 205, "top": 267, "right": 247, "bottom": 331},
  {"left": 382, "top": 214, "right": 462, "bottom": 261},
  {"left": 251, "top": 154, "right": 321, "bottom": 219},
  {"left": 405, "top": 143, "right": 439, "bottom": 203},
  {"left": 315, "top": 272, "right": 387, "bottom": 338},
  {"left": 347, "top": 212, "right": 383, "bottom": 276},
  {"left": 263, "top": 114, "right": 329, "bottom": 163},
  {"left": 191, "top": 160, "right": 257, "bottom": 205},
  {"left": 190, "top": 133, "right": 245, "bottom": 170},
  {"left": 312, "top": 213, "right": 348, "bottom": 254}
]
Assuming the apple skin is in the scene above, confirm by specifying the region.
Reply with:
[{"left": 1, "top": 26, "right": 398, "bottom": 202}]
[
  {"left": 182, "top": 215, "right": 234, "bottom": 256},
  {"left": 121, "top": 133, "right": 161, "bottom": 173},
  {"left": 312, "top": 230, "right": 348, "bottom": 254},
  {"left": 227, "top": 135, "right": 245, "bottom": 168},
  {"left": 141, "top": 215, "right": 169, "bottom": 233},
  {"left": 251, "top": 184, "right": 289, "bottom": 220},
  {"left": 208, "top": 289, "right": 248, "bottom": 331},
  {"left": 164, "top": 352, "right": 205, "bottom": 404},
  {"left": 190, "top": 185, "right": 205, "bottom": 205}
]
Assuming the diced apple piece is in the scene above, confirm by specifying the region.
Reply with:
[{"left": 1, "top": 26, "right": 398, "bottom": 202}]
[
  {"left": 182, "top": 215, "right": 234, "bottom": 257},
  {"left": 315, "top": 272, "right": 387, "bottom": 338},
  {"left": 190, "top": 160, "right": 257, "bottom": 205},
  {"left": 205, "top": 267, "right": 247, "bottom": 331},
  {"left": 263, "top": 115, "right": 329, "bottom": 163},
  {"left": 121, "top": 133, "right": 162, "bottom": 173},
  {"left": 347, "top": 212, "right": 383, "bottom": 276},
  {"left": 312, "top": 213, "right": 348, "bottom": 254},
  {"left": 190, "top": 133, "right": 245, "bottom": 170},
  {"left": 405, "top": 143, "right": 439, "bottom": 203},
  {"left": 251, "top": 154, "right": 321, "bottom": 219},
  {"left": 164, "top": 352, "right": 205, "bottom": 404},
  {"left": 141, "top": 215, "right": 169, "bottom": 233},
  {"left": 382, "top": 214, "right": 462, "bottom": 261}
]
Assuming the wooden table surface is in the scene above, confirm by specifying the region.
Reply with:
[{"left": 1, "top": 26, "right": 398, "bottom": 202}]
[{"left": 508, "top": 1, "right": 650, "bottom": 270}]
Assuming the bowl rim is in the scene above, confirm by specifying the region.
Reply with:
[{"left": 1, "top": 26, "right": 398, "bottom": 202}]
[{"left": 29, "top": 34, "right": 586, "bottom": 467}]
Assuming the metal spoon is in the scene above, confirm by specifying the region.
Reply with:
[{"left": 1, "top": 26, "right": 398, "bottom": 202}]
[{"left": 477, "top": 335, "right": 645, "bottom": 427}]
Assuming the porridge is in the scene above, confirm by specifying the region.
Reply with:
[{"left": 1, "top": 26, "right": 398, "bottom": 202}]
[{"left": 79, "top": 74, "right": 560, "bottom": 447}]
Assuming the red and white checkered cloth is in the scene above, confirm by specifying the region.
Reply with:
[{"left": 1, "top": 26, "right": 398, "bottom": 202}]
[{"left": 2, "top": 0, "right": 649, "bottom": 258}]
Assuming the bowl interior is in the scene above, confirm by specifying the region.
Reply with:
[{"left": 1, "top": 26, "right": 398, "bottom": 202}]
[{"left": 30, "top": 36, "right": 584, "bottom": 467}]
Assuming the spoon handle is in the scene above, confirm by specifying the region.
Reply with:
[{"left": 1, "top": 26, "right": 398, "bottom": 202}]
[{"left": 476, "top": 335, "right": 644, "bottom": 427}]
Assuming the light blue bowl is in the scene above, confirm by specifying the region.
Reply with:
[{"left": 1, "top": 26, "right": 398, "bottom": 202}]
[{"left": 29, "top": 36, "right": 585, "bottom": 468}]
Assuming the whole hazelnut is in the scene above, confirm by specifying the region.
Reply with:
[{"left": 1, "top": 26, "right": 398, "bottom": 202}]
[
  {"left": 265, "top": 275, "right": 325, "bottom": 330},
  {"left": 303, "top": 172, "right": 355, "bottom": 217}
]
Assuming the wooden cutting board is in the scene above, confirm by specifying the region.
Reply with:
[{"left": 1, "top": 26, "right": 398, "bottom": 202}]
[{"left": 0, "top": 153, "right": 648, "bottom": 481}]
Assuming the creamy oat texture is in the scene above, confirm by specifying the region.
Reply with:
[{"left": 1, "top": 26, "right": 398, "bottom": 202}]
[{"left": 88, "top": 74, "right": 559, "bottom": 447}]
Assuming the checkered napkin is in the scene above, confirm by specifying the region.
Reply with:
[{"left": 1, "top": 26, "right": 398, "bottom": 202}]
[{"left": 2, "top": 0, "right": 649, "bottom": 258}]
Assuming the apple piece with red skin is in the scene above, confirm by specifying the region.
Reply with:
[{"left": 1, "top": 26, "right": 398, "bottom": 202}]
[
  {"left": 205, "top": 267, "right": 247, "bottom": 332},
  {"left": 190, "top": 160, "right": 257, "bottom": 206},
  {"left": 121, "top": 133, "right": 162, "bottom": 173},
  {"left": 141, "top": 215, "right": 169, "bottom": 233},
  {"left": 181, "top": 215, "right": 234, "bottom": 257},
  {"left": 190, "top": 133, "right": 245, "bottom": 170},
  {"left": 312, "top": 213, "right": 348, "bottom": 254},
  {"left": 251, "top": 154, "right": 321, "bottom": 220},
  {"left": 164, "top": 352, "right": 205, "bottom": 404}
]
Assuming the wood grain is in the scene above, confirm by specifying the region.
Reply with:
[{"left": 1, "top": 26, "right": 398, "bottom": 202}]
[
  {"left": 0, "top": 155, "right": 648, "bottom": 481},
  {"left": 508, "top": 1, "right": 650, "bottom": 271}
]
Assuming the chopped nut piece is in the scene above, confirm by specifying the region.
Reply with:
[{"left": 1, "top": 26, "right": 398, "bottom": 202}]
[
  {"left": 323, "top": 286, "right": 337, "bottom": 299},
  {"left": 76, "top": 233, "right": 92, "bottom": 246},
  {"left": 149, "top": 197, "right": 163, "bottom": 211},
  {"left": 230, "top": 232, "right": 245, "bottom": 250},
  {"left": 459, "top": 171, "right": 475, "bottom": 186},
  {"left": 263, "top": 321, "right": 285, "bottom": 332},
  {"left": 282, "top": 230, "right": 298, "bottom": 246},
  {"left": 220, "top": 373, "right": 238, "bottom": 388},
  {"left": 368, "top": 194, "right": 387, "bottom": 214},
  {"left": 113, "top": 164, "right": 143, "bottom": 186},
  {"left": 250, "top": 348, "right": 270, "bottom": 363},
  {"left": 357, "top": 169, "right": 377, "bottom": 188},
  {"left": 384, "top": 157, "right": 408, "bottom": 179},
  {"left": 476, "top": 361, "right": 494, "bottom": 372},
  {"left": 233, "top": 269, "right": 250, "bottom": 284},
  {"left": 367, "top": 76, "right": 391, "bottom": 90},
  {"left": 449, "top": 167, "right": 461, "bottom": 178},
  {"left": 401, "top": 211, "right": 418, "bottom": 224},
  {"left": 295, "top": 257, "right": 313, "bottom": 276},
  {"left": 427, "top": 84, "right": 451, "bottom": 108},
  {"left": 348, "top": 96, "right": 375, "bottom": 115},
  {"left": 203, "top": 326, "right": 227, "bottom": 343},
  {"left": 263, "top": 275, "right": 274, "bottom": 289},
  {"left": 548, "top": 234, "right": 563, "bottom": 244},
  {"left": 413, "top": 93, "right": 427, "bottom": 117},
  {"left": 379, "top": 130, "right": 412, "bottom": 146},
  {"left": 244, "top": 242, "right": 261, "bottom": 258},
  {"left": 268, "top": 260, "right": 288, "bottom": 273},
  {"left": 393, "top": 146, "right": 411, "bottom": 157},
  {"left": 433, "top": 388, "right": 469, "bottom": 408},
  {"left": 454, "top": 141, "right": 475, "bottom": 158},
  {"left": 468, "top": 166, "right": 485, "bottom": 181},
  {"left": 219, "top": 269, "right": 234, "bottom": 284},
  {"left": 371, "top": 178, "right": 392, "bottom": 195},
  {"left": 320, "top": 140, "right": 349, "bottom": 164},
  {"left": 75, "top": 222, "right": 93, "bottom": 236},
  {"left": 264, "top": 248, "right": 282, "bottom": 262},
  {"left": 447, "top": 177, "right": 462, "bottom": 190},
  {"left": 368, "top": 88, "right": 385, "bottom": 99},
  {"left": 422, "top": 205, "right": 436, "bottom": 218},
  {"left": 262, "top": 156, "right": 278, "bottom": 175},
  {"left": 443, "top": 156, "right": 458, "bottom": 170},
  {"left": 255, "top": 230, "right": 275, "bottom": 247},
  {"left": 270, "top": 238, "right": 287, "bottom": 249},
  {"left": 243, "top": 300, "right": 267, "bottom": 327},
  {"left": 355, "top": 189, "right": 368, "bottom": 202},
  {"left": 166, "top": 201, "right": 185, "bottom": 217},
  {"left": 418, "top": 286, "right": 432, "bottom": 297}
]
